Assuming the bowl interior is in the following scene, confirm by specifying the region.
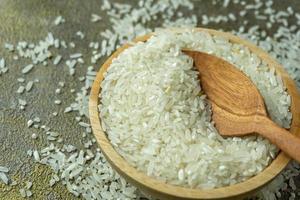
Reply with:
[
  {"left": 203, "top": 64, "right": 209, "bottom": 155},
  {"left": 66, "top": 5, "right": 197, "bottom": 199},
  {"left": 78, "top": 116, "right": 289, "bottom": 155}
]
[{"left": 89, "top": 28, "right": 300, "bottom": 200}]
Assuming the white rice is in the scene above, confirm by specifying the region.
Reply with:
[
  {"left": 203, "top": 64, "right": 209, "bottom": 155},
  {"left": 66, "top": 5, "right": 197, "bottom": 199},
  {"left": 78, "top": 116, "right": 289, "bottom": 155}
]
[
  {"left": 25, "top": 81, "right": 34, "bottom": 92},
  {"left": 0, "top": 166, "right": 9, "bottom": 173},
  {"left": 22, "top": 64, "right": 34, "bottom": 74},
  {"left": 17, "top": 86, "right": 25, "bottom": 94},
  {"left": 54, "top": 16, "right": 65, "bottom": 26},
  {"left": 99, "top": 30, "right": 291, "bottom": 189},
  {"left": 53, "top": 55, "right": 62, "bottom": 65},
  {"left": 0, "top": 172, "right": 9, "bottom": 185},
  {"left": 91, "top": 14, "right": 102, "bottom": 22}
]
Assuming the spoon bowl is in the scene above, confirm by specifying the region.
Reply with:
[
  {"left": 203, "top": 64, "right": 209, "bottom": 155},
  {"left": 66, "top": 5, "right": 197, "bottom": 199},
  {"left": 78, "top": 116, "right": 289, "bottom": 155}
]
[
  {"left": 89, "top": 28, "right": 300, "bottom": 200},
  {"left": 183, "top": 50, "right": 300, "bottom": 163}
]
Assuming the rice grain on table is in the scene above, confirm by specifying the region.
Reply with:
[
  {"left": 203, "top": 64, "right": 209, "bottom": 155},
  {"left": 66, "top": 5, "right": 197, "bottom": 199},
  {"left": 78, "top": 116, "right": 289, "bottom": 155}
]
[
  {"left": 17, "top": 86, "right": 25, "bottom": 94},
  {"left": 0, "top": 172, "right": 9, "bottom": 185},
  {"left": 21, "top": 64, "right": 34, "bottom": 74},
  {"left": 0, "top": 166, "right": 9, "bottom": 173},
  {"left": 25, "top": 81, "right": 34, "bottom": 92},
  {"left": 53, "top": 55, "right": 62, "bottom": 65}
]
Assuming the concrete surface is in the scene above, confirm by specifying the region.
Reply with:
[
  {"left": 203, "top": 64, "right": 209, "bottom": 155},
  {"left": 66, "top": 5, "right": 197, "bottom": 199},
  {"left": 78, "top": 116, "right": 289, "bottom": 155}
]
[{"left": 0, "top": 0, "right": 299, "bottom": 199}]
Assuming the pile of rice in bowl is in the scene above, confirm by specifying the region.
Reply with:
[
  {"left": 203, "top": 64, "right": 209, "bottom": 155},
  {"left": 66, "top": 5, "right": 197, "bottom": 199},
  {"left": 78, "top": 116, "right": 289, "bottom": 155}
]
[{"left": 99, "top": 29, "right": 292, "bottom": 189}]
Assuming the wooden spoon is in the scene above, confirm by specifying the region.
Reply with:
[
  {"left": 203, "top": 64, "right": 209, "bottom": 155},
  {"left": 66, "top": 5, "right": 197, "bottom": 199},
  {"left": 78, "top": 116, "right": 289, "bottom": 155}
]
[{"left": 183, "top": 50, "right": 300, "bottom": 163}]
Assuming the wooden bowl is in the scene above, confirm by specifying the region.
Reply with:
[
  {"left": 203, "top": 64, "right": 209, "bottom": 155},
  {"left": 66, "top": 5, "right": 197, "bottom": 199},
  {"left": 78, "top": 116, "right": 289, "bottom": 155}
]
[{"left": 89, "top": 28, "right": 300, "bottom": 200}]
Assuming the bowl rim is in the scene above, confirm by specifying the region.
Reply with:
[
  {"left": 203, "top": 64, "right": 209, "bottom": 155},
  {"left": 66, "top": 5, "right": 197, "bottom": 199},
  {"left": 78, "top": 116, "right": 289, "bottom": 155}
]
[{"left": 89, "top": 27, "right": 300, "bottom": 200}]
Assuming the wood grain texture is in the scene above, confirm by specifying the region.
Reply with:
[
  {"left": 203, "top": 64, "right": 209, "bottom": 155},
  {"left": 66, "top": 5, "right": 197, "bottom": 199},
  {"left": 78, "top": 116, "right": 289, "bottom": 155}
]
[
  {"left": 183, "top": 50, "right": 300, "bottom": 163},
  {"left": 89, "top": 28, "right": 300, "bottom": 200},
  {"left": 183, "top": 50, "right": 267, "bottom": 117},
  {"left": 254, "top": 116, "right": 300, "bottom": 163}
]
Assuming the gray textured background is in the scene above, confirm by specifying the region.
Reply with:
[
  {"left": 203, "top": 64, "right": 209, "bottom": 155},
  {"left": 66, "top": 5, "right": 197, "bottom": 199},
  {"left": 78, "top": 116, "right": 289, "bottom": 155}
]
[{"left": 0, "top": 0, "right": 299, "bottom": 199}]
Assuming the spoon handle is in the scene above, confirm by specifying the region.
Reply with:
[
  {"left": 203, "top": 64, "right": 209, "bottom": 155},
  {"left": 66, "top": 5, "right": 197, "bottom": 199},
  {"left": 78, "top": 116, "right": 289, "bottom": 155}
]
[{"left": 255, "top": 116, "right": 300, "bottom": 163}]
